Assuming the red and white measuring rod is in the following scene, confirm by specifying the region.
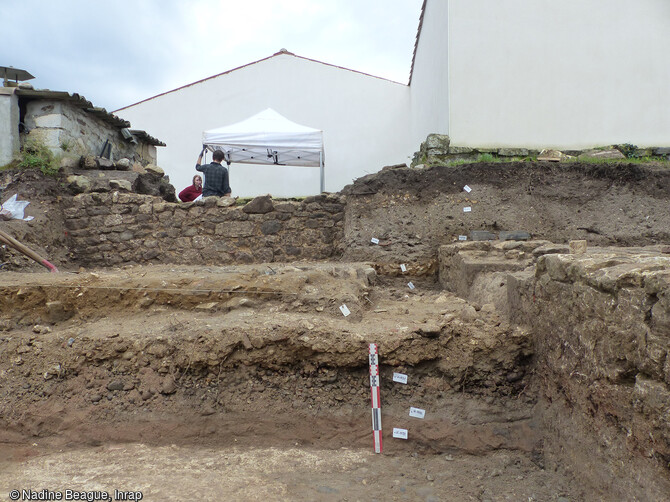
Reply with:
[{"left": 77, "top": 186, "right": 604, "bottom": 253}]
[{"left": 369, "top": 343, "right": 382, "bottom": 453}]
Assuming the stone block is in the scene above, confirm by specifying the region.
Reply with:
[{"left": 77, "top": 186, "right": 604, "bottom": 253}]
[
  {"left": 470, "top": 230, "right": 497, "bottom": 241},
  {"left": 243, "top": 194, "right": 274, "bottom": 214},
  {"left": 261, "top": 220, "right": 282, "bottom": 235},
  {"left": 254, "top": 247, "right": 274, "bottom": 263},
  {"left": 425, "top": 133, "right": 450, "bottom": 151},
  {"left": 303, "top": 194, "right": 326, "bottom": 204},
  {"left": 80, "top": 155, "right": 97, "bottom": 169},
  {"left": 274, "top": 202, "right": 298, "bottom": 213},
  {"left": 569, "top": 240, "right": 588, "bottom": 254},
  {"left": 116, "top": 158, "right": 131, "bottom": 170},
  {"left": 653, "top": 147, "right": 670, "bottom": 156},
  {"left": 66, "top": 175, "right": 91, "bottom": 194},
  {"left": 110, "top": 179, "right": 132, "bottom": 191},
  {"left": 578, "top": 148, "right": 625, "bottom": 160},
  {"left": 215, "top": 221, "right": 255, "bottom": 238},
  {"left": 448, "top": 146, "right": 474, "bottom": 155},
  {"left": 499, "top": 231, "right": 531, "bottom": 241},
  {"left": 216, "top": 197, "right": 236, "bottom": 208},
  {"left": 145, "top": 164, "right": 165, "bottom": 176},
  {"left": 498, "top": 148, "right": 529, "bottom": 157},
  {"left": 33, "top": 113, "right": 62, "bottom": 128},
  {"left": 143, "top": 249, "right": 160, "bottom": 260},
  {"left": 96, "top": 157, "right": 114, "bottom": 169},
  {"left": 192, "top": 235, "right": 214, "bottom": 249},
  {"left": 103, "top": 214, "right": 123, "bottom": 227}
]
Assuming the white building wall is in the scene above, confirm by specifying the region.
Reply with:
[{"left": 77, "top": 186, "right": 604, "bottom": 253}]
[
  {"left": 0, "top": 88, "right": 20, "bottom": 166},
  {"left": 413, "top": 0, "right": 670, "bottom": 149},
  {"left": 409, "top": 0, "right": 450, "bottom": 150},
  {"left": 116, "top": 54, "right": 412, "bottom": 197}
]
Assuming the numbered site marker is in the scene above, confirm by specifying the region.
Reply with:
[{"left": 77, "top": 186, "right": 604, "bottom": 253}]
[
  {"left": 409, "top": 407, "right": 426, "bottom": 419},
  {"left": 400, "top": 264, "right": 407, "bottom": 273},
  {"left": 463, "top": 206, "right": 472, "bottom": 213},
  {"left": 393, "top": 372, "right": 408, "bottom": 384},
  {"left": 407, "top": 282, "right": 415, "bottom": 290},
  {"left": 370, "top": 237, "right": 380, "bottom": 245},
  {"left": 339, "top": 304, "right": 351, "bottom": 317},
  {"left": 463, "top": 185, "right": 472, "bottom": 193},
  {"left": 369, "top": 343, "right": 383, "bottom": 453},
  {"left": 393, "top": 428, "right": 408, "bottom": 440},
  {"left": 458, "top": 235, "right": 467, "bottom": 241}
]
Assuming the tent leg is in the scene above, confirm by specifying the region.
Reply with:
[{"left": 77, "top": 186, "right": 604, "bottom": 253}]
[{"left": 319, "top": 151, "right": 324, "bottom": 193}]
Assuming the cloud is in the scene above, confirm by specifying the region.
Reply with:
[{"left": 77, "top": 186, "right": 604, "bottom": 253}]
[{"left": 0, "top": 0, "right": 422, "bottom": 110}]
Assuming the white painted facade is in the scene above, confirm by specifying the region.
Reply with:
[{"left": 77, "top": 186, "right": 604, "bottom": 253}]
[
  {"left": 116, "top": 53, "right": 412, "bottom": 198},
  {"left": 117, "top": 1, "right": 670, "bottom": 197},
  {"left": 0, "top": 88, "right": 20, "bottom": 166},
  {"left": 411, "top": 0, "right": 670, "bottom": 149}
]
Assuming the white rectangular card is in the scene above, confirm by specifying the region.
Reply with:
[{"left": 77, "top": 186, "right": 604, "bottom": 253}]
[
  {"left": 458, "top": 235, "right": 467, "bottom": 241},
  {"left": 463, "top": 185, "right": 472, "bottom": 193},
  {"left": 393, "top": 428, "right": 408, "bottom": 439},
  {"left": 400, "top": 264, "right": 407, "bottom": 273},
  {"left": 370, "top": 237, "right": 380, "bottom": 245},
  {"left": 393, "top": 372, "right": 408, "bottom": 384},
  {"left": 407, "top": 282, "right": 415, "bottom": 290},
  {"left": 339, "top": 304, "right": 351, "bottom": 317},
  {"left": 463, "top": 206, "right": 472, "bottom": 213},
  {"left": 409, "top": 407, "right": 426, "bottom": 419}
]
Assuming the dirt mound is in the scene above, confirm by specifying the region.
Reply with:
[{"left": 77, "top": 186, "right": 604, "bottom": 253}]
[{"left": 342, "top": 161, "right": 670, "bottom": 268}]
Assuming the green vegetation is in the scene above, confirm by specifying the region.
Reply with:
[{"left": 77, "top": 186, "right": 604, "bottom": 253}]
[
  {"left": 617, "top": 143, "right": 639, "bottom": 159},
  {"left": 18, "top": 140, "right": 60, "bottom": 176},
  {"left": 564, "top": 155, "right": 666, "bottom": 165}
]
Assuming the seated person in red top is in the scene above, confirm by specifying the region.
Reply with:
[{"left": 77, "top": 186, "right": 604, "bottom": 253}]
[{"left": 178, "top": 175, "right": 203, "bottom": 202}]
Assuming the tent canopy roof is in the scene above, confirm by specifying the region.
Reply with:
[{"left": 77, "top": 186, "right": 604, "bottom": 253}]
[{"left": 202, "top": 108, "right": 323, "bottom": 166}]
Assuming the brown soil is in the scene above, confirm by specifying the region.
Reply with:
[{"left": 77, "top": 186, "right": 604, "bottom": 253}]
[
  {"left": 2, "top": 161, "right": 669, "bottom": 500},
  {"left": 0, "top": 264, "right": 576, "bottom": 501}
]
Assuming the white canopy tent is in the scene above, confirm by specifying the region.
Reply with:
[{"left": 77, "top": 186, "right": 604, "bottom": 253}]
[{"left": 202, "top": 108, "right": 325, "bottom": 192}]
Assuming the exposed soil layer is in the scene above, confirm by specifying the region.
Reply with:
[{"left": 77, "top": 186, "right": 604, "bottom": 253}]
[
  {"left": 2, "top": 161, "right": 670, "bottom": 500},
  {"left": 0, "top": 263, "right": 581, "bottom": 500},
  {"left": 343, "top": 162, "right": 670, "bottom": 269}
]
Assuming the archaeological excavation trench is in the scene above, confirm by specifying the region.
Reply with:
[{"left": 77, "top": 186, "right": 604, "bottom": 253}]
[{"left": 0, "top": 162, "right": 669, "bottom": 501}]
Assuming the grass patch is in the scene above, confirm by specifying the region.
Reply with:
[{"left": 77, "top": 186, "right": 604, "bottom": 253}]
[
  {"left": 563, "top": 156, "right": 668, "bottom": 165},
  {"left": 18, "top": 140, "right": 60, "bottom": 176}
]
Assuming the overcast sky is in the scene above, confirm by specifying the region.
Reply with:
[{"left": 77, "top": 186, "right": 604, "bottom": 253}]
[{"left": 2, "top": 0, "right": 423, "bottom": 112}]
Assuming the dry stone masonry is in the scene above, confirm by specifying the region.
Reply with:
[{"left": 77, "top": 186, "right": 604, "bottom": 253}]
[{"left": 63, "top": 193, "right": 345, "bottom": 267}]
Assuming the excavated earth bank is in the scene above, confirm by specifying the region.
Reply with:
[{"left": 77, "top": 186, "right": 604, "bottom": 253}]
[{"left": 0, "top": 161, "right": 669, "bottom": 501}]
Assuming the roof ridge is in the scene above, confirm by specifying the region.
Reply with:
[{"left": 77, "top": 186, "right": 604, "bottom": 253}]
[{"left": 113, "top": 50, "right": 406, "bottom": 112}]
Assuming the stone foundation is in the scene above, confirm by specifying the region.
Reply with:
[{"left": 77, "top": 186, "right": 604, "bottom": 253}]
[{"left": 63, "top": 193, "right": 345, "bottom": 267}]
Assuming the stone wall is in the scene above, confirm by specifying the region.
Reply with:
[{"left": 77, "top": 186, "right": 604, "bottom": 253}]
[
  {"left": 411, "top": 133, "right": 670, "bottom": 167},
  {"left": 514, "top": 250, "right": 670, "bottom": 500},
  {"left": 438, "top": 242, "right": 670, "bottom": 499},
  {"left": 63, "top": 193, "right": 345, "bottom": 267},
  {"left": 24, "top": 100, "right": 157, "bottom": 164}
]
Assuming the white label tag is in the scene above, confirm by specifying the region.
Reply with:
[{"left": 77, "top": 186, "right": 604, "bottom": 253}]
[
  {"left": 409, "top": 407, "right": 426, "bottom": 419},
  {"left": 370, "top": 237, "right": 380, "bottom": 245},
  {"left": 407, "top": 282, "right": 415, "bottom": 290},
  {"left": 393, "top": 428, "right": 408, "bottom": 439},
  {"left": 463, "top": 206, "right": 472, "bottom": 213},
  {"left": 339, "top": 304, "right": 351, "bottom": 317},
  {"left": 463, "top": 185, "right": 472, "bottom": 193},
  {"left": 393, "top": 372, "right": 408, "bottom": 384},
  {"left": 400, "top": 264, "right": 407, "bottom": 273},
  {"left": 458, "top": 235, "right": 467, "bottom": 241}
]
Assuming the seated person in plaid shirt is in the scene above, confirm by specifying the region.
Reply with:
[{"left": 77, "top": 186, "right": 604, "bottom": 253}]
[{"left": 195, "top": 149, "right": 231, "bottom": 197}]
